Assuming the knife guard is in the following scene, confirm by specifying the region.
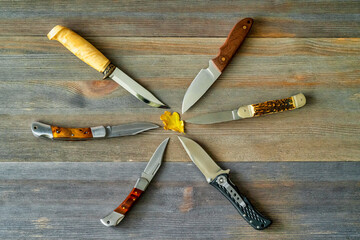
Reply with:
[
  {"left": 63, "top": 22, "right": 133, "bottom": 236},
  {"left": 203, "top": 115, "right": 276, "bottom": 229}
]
[
  {"left": 48, "top": 25, "right": 111, "bottom": 74},
  {"left": 212, "top": 18, "right": 253, "bottom": 72},
  {"left": 237, "top": 93, "right": 306, "bottom": 119},
  {"left": 210, "top": 174, "right": 271, "bottom": 230}
]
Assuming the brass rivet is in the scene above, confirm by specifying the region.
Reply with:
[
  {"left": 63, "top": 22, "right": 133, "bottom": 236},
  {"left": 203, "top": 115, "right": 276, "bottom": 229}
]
[
  {"left": 122, "top": 207, "right": 125, "bottom": 209},
  {"left": 243, "top": 25, "right": 247, "bottom": 29},
  {"left": 221, "top": 57, "right": 226, "bottom": 61},
  {"left": 135, "top": 191, "right": 137, "bottom": 194}
]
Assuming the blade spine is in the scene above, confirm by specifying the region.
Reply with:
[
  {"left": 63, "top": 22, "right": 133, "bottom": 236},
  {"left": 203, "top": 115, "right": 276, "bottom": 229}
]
[{"left": 106, "top": 122, "right": 159, "bottom": 138}]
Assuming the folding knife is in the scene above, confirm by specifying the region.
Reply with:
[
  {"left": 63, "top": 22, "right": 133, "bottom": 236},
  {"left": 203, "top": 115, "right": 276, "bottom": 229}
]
[
  {"left": 182, "top": 18, "right": 253, "bottom": 113},
  {"left": 31, "top": 121, "right": 158, "bottom": 140},
  {"left": 187, "top": 93, "right": 306, "bottom": 124},
  {"left": 47, "top": 25, "right": 168, "bottom": 109},
  {"left": 100, "top": 138, "right": 169, "bottom": 226},
  {"left": 178, "top": 136, "right": 271, "bottom": 230}
]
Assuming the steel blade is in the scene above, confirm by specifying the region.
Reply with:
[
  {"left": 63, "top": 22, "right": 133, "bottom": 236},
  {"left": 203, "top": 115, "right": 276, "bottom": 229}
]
[
  {"left": 182, "top": 60, "right": 221, "bottom": 113},
  {"left": 141, "top": 138, "right": 169, "bottom": 183},
  {"left": 178, "top": 136, "right": 229, "bottom": 182},
  {"left": 106, "top": 122, "right": 158, "bottom": 138},
  {"left": 186, "top": 109, "right": 240, "bottom": 124},
  {"left": 110, "top": 68, "right": 168, "bottom": 108}
]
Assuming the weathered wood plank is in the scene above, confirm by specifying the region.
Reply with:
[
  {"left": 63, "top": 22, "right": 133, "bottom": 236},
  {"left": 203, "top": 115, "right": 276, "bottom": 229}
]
[
  {"left": 0, "top": 0, "right": 359, "bottom": 37},
  {"left": 0, "top": 162, "right": 359, "bottom": 239}
]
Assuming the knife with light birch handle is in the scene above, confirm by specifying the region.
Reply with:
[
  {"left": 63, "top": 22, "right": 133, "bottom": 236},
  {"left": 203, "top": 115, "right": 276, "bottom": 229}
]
[
  {"left": 186, "top": 93, "right": 306, "bottom": 124},
  {"left": 47, "top": 25, "right": 168, "bottom": 108}
]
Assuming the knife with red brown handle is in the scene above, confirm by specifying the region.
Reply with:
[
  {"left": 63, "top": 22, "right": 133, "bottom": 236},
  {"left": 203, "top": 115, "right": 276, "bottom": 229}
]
[
  {"left": 182, "top": 18, "right": 253, "bottom": 113},
  {"left": 31, "top": 121, "right": 158, "bottom": 140},
  {"left": 100, "top": 138, "right": 169, "bottom": 226}
]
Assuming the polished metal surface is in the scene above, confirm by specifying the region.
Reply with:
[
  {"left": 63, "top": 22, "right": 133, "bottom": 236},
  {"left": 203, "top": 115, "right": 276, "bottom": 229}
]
[
  {"left": 90, "top": 126, "right": 106, "bottom": 138},
  {"left": 134, "top": 177, "right": 149, "bottom": 191},
  {"left": 100, "top": 211, "right": 125, "bottom": 227},
  {"left": 186, "top": 109, "right": 240, "bottom": 124},
  {"left": 178, "top": 136, "right": 229, "bottom": 182},
  {"left": 141, "top": 137, "right": 169, "bottom": 183},
  {"left": 106, "top": 122, "right": 158, "bottom": 138},
  {"left": 182, "top": 60, "right": 221, "bottom": 113},
  {"left": 110, "top": 67, "right": 168, "bottom": 108},
  {"left": 216, "top": 175, "right": 246, "bottom": 207},
  {"left": 31, "top": 122, "right": 53, "bottom": 139}
]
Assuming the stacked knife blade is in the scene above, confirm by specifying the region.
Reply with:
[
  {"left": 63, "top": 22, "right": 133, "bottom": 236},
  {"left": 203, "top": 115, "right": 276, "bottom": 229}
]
[{"left": 32, "top": 18, "right": 307, "bottom": 230}]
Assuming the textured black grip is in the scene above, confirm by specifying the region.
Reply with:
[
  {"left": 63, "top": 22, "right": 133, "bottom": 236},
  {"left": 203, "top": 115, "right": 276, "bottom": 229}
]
[{"left": 210, "top": 174, "right": 271, "bottom": 230}]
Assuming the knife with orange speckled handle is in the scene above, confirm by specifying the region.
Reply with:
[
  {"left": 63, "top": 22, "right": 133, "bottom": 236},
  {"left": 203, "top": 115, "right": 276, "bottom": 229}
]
[{"left": 31, "top": 121, "right": 158, "bottom": 140}]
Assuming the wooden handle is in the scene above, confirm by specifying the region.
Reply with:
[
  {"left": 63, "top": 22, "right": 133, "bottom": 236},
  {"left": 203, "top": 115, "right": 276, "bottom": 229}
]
[
  {"left": 48, "top": 25, "right": 110, "bottom": 72},
  {"left": 114, "top": 188, "right": 143, "bottom": 215},
  {"left": 212, "top": 18, "right": 253, "bottom": 72},
  {"left": 237, "top": 93, "right": 306, "bottom": 118},
  {"left": 51, "top": 125, "right": 93, "bottom": 139}
]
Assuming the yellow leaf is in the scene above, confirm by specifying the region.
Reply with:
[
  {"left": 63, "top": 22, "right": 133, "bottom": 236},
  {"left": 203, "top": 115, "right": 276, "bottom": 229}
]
[{"left": 160, "top": 111, "right": 185, "bottom": 133}]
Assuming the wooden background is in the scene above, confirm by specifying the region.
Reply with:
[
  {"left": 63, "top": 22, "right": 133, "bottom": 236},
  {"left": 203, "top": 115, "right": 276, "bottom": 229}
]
[{"left": 1, "top": 0, "right": 359, "bottom": 239}]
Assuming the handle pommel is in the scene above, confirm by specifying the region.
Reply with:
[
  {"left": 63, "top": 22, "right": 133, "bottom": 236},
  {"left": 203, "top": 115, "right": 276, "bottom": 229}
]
[{"left": 48, "top": 25, "right": 110, "bottom": 72}]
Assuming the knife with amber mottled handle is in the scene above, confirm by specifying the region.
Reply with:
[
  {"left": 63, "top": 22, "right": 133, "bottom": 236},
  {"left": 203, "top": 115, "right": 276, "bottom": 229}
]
[
  {"left": 182, "top": 18, "right": 253, "bottom": 113},
  {"left": 47, "top": 25, "right": 168, "bottom": 109},
  {"left": 100, "top": 138, "right": 169, "bottom": 226},
  {"left": 178, "top": 136, "right": 271, "bottom": 230},
  {"left": 31, "top": 121, "right": 158, "bottom": 140},
  {"left": 186, "top": 93, "right": 306, "bottom": 124}
]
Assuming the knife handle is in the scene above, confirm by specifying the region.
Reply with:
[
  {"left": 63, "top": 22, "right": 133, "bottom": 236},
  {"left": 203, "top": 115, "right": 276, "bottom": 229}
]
[
  {"left": 237, "top": 93, "right": 306, "bottom": 119},
  {"left": 212, "top": 18, "right": 253, "bottom": 72},
  {"left": 48, "top": 25, "right": 115, "bottom": 77},
  {"left": 113, "top": 188, "right": 144, "bottom": 215},
  {"left": 31, "top": 122, "right": 106, "bottom": 140},
  {"left": 210, "top": 174, "right": 271, "bottom": 230}
]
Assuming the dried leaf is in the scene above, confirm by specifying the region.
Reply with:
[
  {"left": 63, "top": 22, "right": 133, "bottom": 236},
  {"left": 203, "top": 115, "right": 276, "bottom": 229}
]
[{"left": 160, "top": 111, "right": 185, "bottom": 133}]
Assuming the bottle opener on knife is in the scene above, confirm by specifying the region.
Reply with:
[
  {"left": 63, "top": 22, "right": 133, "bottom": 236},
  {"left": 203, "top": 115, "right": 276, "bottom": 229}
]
[
  {"left": 186, "top": 93, "right": 306, "bottom": 124},
  {"left": 100, "top": 138, "right": 169, "bottom": 226},
  {"left": 178, "top": 136, "right": 271, "bottom": 230},
  {"left": 182, "top": 18, "right": 253, "bottom": 113},
  {"left": 47, "top": 25, "right": 169, "bottom": 109},
  {"left": 31, "top": 121, "right": 158, "bottom": 140}
]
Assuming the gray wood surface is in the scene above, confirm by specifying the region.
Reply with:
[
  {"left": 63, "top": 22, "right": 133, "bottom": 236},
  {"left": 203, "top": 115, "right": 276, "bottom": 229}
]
[
  {"left": 1, "top": 162, "right": 359, "bottom": 239},
  {"left": 0, "top": 0, "right": 359, "bottom": 239}
]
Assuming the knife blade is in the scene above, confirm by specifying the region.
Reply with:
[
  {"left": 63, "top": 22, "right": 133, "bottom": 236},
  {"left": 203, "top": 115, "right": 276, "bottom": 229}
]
[
  {"left": 47, "top": 25, "right": 169, "bottom": 109},
  {"left": 31, "top": 121, "right": 158, "bottom": 140},
  {"left": 182, "top": 18, "right": 253, "bottom": 113},
  {"left": 100, "top": 137, "right": 169, "bottom": 226},
  {"left": 186, "top": 93, "right": 306, "bottom": 124},
  {"left": 178, "top": 136, "right": 271, "bottom": 230}
]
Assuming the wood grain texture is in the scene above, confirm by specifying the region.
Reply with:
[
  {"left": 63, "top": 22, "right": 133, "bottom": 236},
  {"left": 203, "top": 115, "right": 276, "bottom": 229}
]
[
  {"left": 114, "top": 188, "right": 143, "bottom": 215},
  {"left": 1, "top": 0, "right": 359, "bottom": 238},
  {"left": 0, "top": 162, "right": 359, "bottom": 239},
  {"left": 0, "top": 0, "right": 359, "bottom": 37},
  {"left": 51, "top": 125, "right": 93, "bottom": 139},
  {"left": 212, "top": 18, "right": 253, "bottom": 72}
]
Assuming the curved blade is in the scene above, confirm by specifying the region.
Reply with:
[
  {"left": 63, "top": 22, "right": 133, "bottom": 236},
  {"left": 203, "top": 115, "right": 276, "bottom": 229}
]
[
  {"left": 106, "top": 122, "right": 158, "bottom": 138},
  {"left": 141, "top": 138, "right": 170, "bottom": 183},
  {"left": 186, "top": 110, "right": 240, "bottom": 124},
  {"left": 178, "top": 136, "right": 229, "bottom": 182},
  {"left": 110, "top": 67, "right": 169, "bottom": 109},
  {"left": 182, "top": 60, "right": 221, "bottom": 113}
]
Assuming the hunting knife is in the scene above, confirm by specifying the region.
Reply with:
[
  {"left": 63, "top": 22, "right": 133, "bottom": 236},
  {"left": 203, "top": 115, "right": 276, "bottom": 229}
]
[
  {"left": 182, "top": 18, "right": 253, "bottom": 113},
  {"left": 48, "top": 25, "right": 168, "bottom": 109},
  {"left": 187, "top": 93, "right": 306, "bottom": 124},
  {"left": 178, "top": 136, "right": 271, "bottom": 230},
  {"left": 101, "top": 138, "right": 169, "bottom": 226}
]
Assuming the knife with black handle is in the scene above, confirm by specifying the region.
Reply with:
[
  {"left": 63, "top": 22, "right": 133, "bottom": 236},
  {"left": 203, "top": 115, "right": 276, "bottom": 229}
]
[
  {"left": 210, "top": 174, "right": 271, "bottom": 229},
  {"left": 178, "top": 136, "right": 271, "bottom": 230}
]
